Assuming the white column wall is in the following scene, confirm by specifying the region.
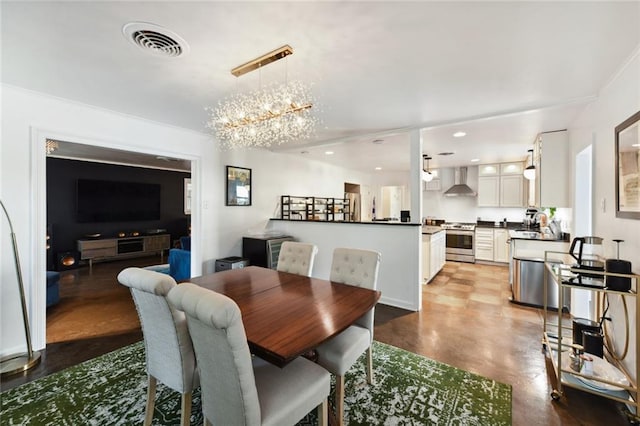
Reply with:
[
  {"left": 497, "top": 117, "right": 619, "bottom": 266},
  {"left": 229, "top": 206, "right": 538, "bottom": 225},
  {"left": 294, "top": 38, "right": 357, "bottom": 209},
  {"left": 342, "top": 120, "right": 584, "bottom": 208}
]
[{"left": 268, "top": 220, "right": 422, "bottom": 311}]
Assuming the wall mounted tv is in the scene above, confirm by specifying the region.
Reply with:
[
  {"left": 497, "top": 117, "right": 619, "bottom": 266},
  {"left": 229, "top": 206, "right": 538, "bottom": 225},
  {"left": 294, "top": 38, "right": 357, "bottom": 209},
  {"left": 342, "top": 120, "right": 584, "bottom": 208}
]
[{"left": 76, "top": 179, "right": 161, "bottom": 223}]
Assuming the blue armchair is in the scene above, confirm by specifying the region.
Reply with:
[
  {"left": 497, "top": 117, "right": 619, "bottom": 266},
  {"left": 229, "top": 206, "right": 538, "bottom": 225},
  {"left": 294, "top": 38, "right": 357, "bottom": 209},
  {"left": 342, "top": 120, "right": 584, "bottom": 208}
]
[{"left": 169, "top": 236, "right": 191, "bottom": 281}]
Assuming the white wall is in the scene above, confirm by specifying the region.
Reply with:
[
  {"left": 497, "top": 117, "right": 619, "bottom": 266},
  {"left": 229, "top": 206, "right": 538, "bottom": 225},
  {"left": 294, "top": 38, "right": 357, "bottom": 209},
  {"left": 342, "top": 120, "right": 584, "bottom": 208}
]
[
  {"left": 568, "top": 46, "right": 640, "bottom": 380},
  {"left": 0, "top": 85, "right": 376, "bottom": 356}
]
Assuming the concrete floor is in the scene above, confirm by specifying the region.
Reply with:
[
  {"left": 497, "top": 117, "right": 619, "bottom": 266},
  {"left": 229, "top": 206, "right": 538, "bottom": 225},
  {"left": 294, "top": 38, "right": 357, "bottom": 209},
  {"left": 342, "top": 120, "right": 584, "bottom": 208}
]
[{"left": 3, "top": 258, "right": 635, "bottom": 424}]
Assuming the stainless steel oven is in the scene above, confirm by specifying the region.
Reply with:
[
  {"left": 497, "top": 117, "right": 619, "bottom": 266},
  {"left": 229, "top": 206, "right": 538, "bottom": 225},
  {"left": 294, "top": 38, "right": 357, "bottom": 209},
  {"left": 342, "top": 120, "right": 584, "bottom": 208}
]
[{"left": 442, "top": 223, "right": 475, "bottom": 263}]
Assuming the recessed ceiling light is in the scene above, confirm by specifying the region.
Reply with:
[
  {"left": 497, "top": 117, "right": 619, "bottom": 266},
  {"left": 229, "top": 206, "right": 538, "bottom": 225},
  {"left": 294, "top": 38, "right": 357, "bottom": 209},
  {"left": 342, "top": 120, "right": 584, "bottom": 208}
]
[
  {"left": 372, "top": 139, "right": 384, "bottom": 144},
  {"left": 453, "top": 131, "right": 466, "bottom": 138},
  {"left": 375, "top": 167, "right": 382, "bottom": 170},
  {"left": 325, "top": 151, "right": 334, "bottom": 155},
  {"left": 470, "top": 158, "right": 480, "bottom": 162}
]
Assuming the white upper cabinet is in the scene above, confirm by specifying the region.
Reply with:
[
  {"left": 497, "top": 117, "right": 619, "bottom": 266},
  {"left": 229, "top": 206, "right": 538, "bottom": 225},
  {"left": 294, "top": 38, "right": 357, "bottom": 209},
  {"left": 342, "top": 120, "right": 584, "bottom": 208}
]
[
  {"left": 478, "top": 162, "right": 526, "bottom": 207},
  {"left": 500, "top": 174, "right": 525, "bottom": 207},
  {"left": 534, "top": 130, "right": 570, "bottom": 208},
  {"left": 477, "top": 175, "right": 500, "bottom": 206}
]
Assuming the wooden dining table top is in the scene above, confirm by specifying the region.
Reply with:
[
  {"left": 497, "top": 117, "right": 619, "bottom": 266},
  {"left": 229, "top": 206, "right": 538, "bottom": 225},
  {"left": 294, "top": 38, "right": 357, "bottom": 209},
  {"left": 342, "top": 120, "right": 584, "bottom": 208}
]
[{"left": 188, "top": 266, "right": 381, "bottom": 367}]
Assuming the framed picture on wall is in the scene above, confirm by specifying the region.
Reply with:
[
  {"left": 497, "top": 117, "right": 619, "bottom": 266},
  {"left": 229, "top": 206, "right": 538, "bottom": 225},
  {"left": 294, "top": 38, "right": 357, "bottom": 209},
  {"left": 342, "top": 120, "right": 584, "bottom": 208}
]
[
  {"left": 184, "top": 178, "right": 192, "bottom": 215},
  {"left": 226, "top": 166, "right": 252, "bottom": 206},
  {"left": 615, "top": 110, "right": 640, "bottom": 219}
]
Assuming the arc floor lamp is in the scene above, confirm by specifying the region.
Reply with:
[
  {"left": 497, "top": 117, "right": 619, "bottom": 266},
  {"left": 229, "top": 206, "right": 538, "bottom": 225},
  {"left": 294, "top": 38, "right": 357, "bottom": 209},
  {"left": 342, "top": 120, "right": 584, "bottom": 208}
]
[{"left": 0, "top": 199, "right": 41, "bottom": 377}]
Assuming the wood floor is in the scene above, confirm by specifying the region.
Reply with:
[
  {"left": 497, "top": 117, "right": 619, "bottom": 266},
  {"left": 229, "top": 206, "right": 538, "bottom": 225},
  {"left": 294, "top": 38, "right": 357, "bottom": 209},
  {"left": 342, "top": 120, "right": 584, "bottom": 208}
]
[{"left": 1, "top": 259, "right": 632, "bottom": 425}]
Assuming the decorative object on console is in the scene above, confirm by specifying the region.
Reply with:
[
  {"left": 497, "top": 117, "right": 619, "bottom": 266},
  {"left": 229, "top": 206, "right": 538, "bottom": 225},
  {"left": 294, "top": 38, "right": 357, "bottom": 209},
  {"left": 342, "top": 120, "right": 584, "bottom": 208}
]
[
  {"left": 206, "top": 45, "right": 317, "bottom": 149},
  {"left": 606, "top": 239, "right": 632, "bottom": 291},
  {"left": 523, "top": 149, "right": 536, "bottom": 180},
  {"left": 56, "top": 251, "right": 80, "bottom": 271},
  {"left": 0, "top": 199, "right": 41, "bottom": 377}
]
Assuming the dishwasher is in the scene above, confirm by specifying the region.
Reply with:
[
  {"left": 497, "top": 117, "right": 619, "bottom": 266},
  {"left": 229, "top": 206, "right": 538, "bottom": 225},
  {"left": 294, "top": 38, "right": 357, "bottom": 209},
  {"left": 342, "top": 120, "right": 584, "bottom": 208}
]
[{"left": 512, "top": 257, "right": 570, "bottom": 311}]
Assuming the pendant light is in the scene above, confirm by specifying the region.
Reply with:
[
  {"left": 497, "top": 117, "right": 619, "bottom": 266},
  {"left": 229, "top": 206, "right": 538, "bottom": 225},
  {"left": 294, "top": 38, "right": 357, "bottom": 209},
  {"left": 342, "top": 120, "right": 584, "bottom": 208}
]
[
  {"left": 422, "top": 155, "right": 434, "bottom": 182},
  {"left": 524, "top": 149, "right": 536, "bottom": 180}
]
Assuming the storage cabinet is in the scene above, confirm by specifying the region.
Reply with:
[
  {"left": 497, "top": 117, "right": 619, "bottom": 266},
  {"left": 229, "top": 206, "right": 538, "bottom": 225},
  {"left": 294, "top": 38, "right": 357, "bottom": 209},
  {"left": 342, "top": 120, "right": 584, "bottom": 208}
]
[
  {"left": 543, "top": 256, "right": 640, "bottom": 419},
  {"left": 422, "top": 231, "right": 445, "bottom": 283},
  {"left": 494, "top": 229, "right": 510, "bottom": 263},
  {"left": 77, "top": 234, "right": 170, "bottom": 271},
  {"left": 477, "top": 162, "right": 526, "bottom": 207},
  {"left": 281, "top": 195, "right": 350, "bottom": 222},
  {"left": 475, "top": 227, "right": 510, "bottom": 263},
  {"left": 475, "top": 228, "right": 494, "bottom": 261},
  {"left": 534, "top": 130, "right": 570, "bottom": 207}
]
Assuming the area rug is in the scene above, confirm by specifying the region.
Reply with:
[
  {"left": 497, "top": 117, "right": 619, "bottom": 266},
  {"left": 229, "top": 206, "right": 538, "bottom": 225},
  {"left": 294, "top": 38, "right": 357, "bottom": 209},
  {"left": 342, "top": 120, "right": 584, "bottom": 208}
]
[{"left": 0, "top": 341, "right": 511, "bottom": 425}]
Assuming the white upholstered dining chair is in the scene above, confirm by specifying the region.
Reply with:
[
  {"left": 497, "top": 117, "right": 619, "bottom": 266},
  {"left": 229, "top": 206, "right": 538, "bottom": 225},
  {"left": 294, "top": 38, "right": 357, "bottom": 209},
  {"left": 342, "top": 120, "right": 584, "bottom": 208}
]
[
  {"left": 167, "top": 282, "right": 330, "bottom": 426},
  {"left": 315, "top": 247, "right": 381, "bottom": 426},
  {"left": 117, "top": 267, "right": 198, "bottom": 426},
  {"left": 276, "top": 241, "right": 318, "bottom": 277}
]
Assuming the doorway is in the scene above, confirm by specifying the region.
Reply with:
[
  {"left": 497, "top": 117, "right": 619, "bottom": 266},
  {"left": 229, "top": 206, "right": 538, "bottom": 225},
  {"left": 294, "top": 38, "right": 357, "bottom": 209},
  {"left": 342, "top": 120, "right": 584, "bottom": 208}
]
[
  {"left": 573, "top": 143, "right": 594, "bottom": 319},
  {"left": 41, "top": 138, "right": 195, "bottom": 346},
  {"left": 345, "top": 182, "right": 361, "bottom": 222}
]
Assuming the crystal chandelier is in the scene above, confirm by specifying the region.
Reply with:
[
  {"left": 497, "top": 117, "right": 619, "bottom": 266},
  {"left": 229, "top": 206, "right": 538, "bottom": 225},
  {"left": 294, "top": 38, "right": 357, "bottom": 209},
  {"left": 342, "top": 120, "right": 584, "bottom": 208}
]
[{"left": 206, "top": 45, "right": 317, "bottom": 149}]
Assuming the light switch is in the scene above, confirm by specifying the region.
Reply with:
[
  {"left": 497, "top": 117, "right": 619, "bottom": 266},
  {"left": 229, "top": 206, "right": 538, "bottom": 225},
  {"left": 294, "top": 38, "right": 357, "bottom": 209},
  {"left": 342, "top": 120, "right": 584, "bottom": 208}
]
[{"left": 601, "top": 198, "right": 606, "bottom": 213}]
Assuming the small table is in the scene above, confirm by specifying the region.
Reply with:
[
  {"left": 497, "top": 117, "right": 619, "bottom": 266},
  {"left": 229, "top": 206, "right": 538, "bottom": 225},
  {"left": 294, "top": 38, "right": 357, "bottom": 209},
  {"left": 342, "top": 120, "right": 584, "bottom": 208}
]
[{"left": 189, "top": 266, "right": 381, "bottom": 367}]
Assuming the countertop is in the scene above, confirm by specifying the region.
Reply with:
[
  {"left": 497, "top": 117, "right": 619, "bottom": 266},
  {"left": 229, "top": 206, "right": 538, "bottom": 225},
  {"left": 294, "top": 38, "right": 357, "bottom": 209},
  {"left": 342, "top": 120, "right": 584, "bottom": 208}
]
[
  {"left": 509, "top": 229, "right": 570, "bottom": 242},
  {"left": 422, "top": 225, "right": 444, "bottom": 235}
]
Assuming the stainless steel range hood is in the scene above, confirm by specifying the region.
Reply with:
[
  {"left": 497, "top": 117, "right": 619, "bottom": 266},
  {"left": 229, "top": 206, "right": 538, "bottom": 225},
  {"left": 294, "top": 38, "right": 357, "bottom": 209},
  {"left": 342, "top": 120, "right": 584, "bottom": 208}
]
[{"left": 443, "top": 167, "right": 476, "bottom": 197}]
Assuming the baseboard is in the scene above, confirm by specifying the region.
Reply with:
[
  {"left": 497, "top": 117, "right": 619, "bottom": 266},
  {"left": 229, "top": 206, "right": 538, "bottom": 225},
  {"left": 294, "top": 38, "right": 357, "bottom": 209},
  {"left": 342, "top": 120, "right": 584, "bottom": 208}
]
[{"left": 379, "top": 295, "right": 419, "bottom": 312}]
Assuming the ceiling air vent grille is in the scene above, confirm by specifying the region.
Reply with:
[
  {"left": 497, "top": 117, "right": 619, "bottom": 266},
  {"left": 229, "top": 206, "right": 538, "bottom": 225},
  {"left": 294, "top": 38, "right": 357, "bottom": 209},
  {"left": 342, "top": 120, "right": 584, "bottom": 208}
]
[{"left": 122, "top": 22, "right": 189, "bottom": 58}]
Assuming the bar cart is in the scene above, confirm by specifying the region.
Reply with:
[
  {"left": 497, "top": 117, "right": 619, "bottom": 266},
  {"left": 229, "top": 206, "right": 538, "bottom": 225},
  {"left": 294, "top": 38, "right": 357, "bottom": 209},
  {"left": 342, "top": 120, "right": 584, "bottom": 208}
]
[{"left": 542, "top": 251, "right": 640, "bottom": 422}]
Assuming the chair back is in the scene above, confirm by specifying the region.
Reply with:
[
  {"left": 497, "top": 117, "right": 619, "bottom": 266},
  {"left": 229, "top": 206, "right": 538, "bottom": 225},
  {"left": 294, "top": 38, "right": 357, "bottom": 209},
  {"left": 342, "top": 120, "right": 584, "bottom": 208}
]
[
  {"left": 117, "top": 267, "right": 197, "bottom": 393},
  {"left": 330, "top": 248, "right": 381, "bottom": 337},
  {"left": 168, "top": 283, "right": 261, "bottom": 426},
  {"left": 277, "top": 241, "right": 318, "bottom": 277}
]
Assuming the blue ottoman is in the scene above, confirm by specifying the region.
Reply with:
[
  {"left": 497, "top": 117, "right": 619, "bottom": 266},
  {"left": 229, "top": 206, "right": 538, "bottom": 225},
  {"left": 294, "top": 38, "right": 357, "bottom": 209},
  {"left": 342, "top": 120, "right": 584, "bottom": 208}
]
[{"left": 46, "top": 271, "right": 60, "bottom": 307}]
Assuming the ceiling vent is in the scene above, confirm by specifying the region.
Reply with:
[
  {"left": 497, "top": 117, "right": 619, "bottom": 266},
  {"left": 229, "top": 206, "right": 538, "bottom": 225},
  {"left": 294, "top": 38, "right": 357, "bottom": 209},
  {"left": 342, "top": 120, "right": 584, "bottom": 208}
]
[{"left": 122, "top": 22, "right": 189, "bottom": 58}]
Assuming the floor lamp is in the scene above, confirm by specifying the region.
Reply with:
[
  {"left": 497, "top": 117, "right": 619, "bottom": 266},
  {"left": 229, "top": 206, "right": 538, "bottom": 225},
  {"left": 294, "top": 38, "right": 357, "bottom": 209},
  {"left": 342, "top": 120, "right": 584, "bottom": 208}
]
[{"left": 0, "top": 199, "right": 41, "bottom": 377}]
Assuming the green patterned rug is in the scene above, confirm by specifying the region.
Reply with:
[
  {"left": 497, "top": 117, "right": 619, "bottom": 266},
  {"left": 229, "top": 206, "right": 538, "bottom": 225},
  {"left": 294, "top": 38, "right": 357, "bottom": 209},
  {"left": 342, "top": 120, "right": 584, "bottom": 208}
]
[{"left": 1, "top": 341, "right": 511, "bottom": 425}]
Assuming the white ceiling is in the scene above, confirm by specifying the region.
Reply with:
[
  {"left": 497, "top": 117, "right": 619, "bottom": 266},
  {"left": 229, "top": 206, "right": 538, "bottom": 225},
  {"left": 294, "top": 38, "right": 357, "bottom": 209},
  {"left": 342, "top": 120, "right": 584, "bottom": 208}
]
[{"left": 2, "top": 1, "right": 639, "bottom": 172}]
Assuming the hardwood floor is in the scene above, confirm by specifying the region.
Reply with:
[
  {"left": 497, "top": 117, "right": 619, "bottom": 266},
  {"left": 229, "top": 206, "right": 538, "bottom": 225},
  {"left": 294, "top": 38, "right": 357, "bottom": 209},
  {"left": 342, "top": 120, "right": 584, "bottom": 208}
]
[{"left": 1, "top": 259, "right": 632, "bottom": 425}]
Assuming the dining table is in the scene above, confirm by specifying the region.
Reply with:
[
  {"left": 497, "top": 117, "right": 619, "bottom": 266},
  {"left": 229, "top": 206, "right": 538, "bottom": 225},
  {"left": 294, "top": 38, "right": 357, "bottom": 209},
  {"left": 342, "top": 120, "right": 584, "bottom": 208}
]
[{"left": 188, "top": 265, "right": 381, "bottom": 367}]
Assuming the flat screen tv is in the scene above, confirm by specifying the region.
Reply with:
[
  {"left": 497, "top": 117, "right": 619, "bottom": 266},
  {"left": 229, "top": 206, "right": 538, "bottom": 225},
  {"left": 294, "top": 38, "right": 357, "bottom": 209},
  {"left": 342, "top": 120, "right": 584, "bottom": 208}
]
[{"left": 76, "top": 179, "right": 161, "bottom": 223}]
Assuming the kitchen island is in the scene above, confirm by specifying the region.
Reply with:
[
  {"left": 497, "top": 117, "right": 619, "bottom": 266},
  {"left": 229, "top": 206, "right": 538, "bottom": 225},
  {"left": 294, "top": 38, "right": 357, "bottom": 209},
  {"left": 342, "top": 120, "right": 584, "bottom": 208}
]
[
  {"left": 422, "top": 226, "right": 445, "bottom": 283},
  {"left": 268, "top": 219, "right": 422, "bottom": 311},
  {"left": 507, "top": 229, "right": 571, "bottom": 309}
]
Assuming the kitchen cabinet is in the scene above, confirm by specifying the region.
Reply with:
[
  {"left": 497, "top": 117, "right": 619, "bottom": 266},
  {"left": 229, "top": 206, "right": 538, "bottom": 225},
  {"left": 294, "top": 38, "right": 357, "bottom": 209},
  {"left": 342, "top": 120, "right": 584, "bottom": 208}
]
[
  {"left": 422, "top": 230, "right": 445, "bottom": 283},
  {"left": 477, "top": 162, "right": 525, "bottom": 207},
  {"left": 475, "top": 227, "right": 510, "bottom": 263},
  {"left": 494, "top": 229, "right": 510, "bottom": 263},
  {"left": 500, "top": 175, "right": 525, "bottom": 207},
  {"left": 534, "top": 130, "right": 570, "bottom": 208},
  {"left": 475, "top": 228, "right": 494, "bottom": 261}
]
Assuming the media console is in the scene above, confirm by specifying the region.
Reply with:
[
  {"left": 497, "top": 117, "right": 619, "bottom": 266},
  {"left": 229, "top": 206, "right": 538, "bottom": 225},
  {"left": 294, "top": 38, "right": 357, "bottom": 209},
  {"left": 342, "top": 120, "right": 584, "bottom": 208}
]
[{"left": 77, "top": 234, "right": 170, "bottom": 272}]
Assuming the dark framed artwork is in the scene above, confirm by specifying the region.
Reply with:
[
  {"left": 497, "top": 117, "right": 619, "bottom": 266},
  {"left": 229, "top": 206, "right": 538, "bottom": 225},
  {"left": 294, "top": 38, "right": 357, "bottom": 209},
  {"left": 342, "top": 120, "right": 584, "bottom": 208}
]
[
  {"left": 615, "top": 110, "right": 640, "bottom": 219},
  {"left": 226, "top": 166, "right": 252, "bottom": 206}
]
